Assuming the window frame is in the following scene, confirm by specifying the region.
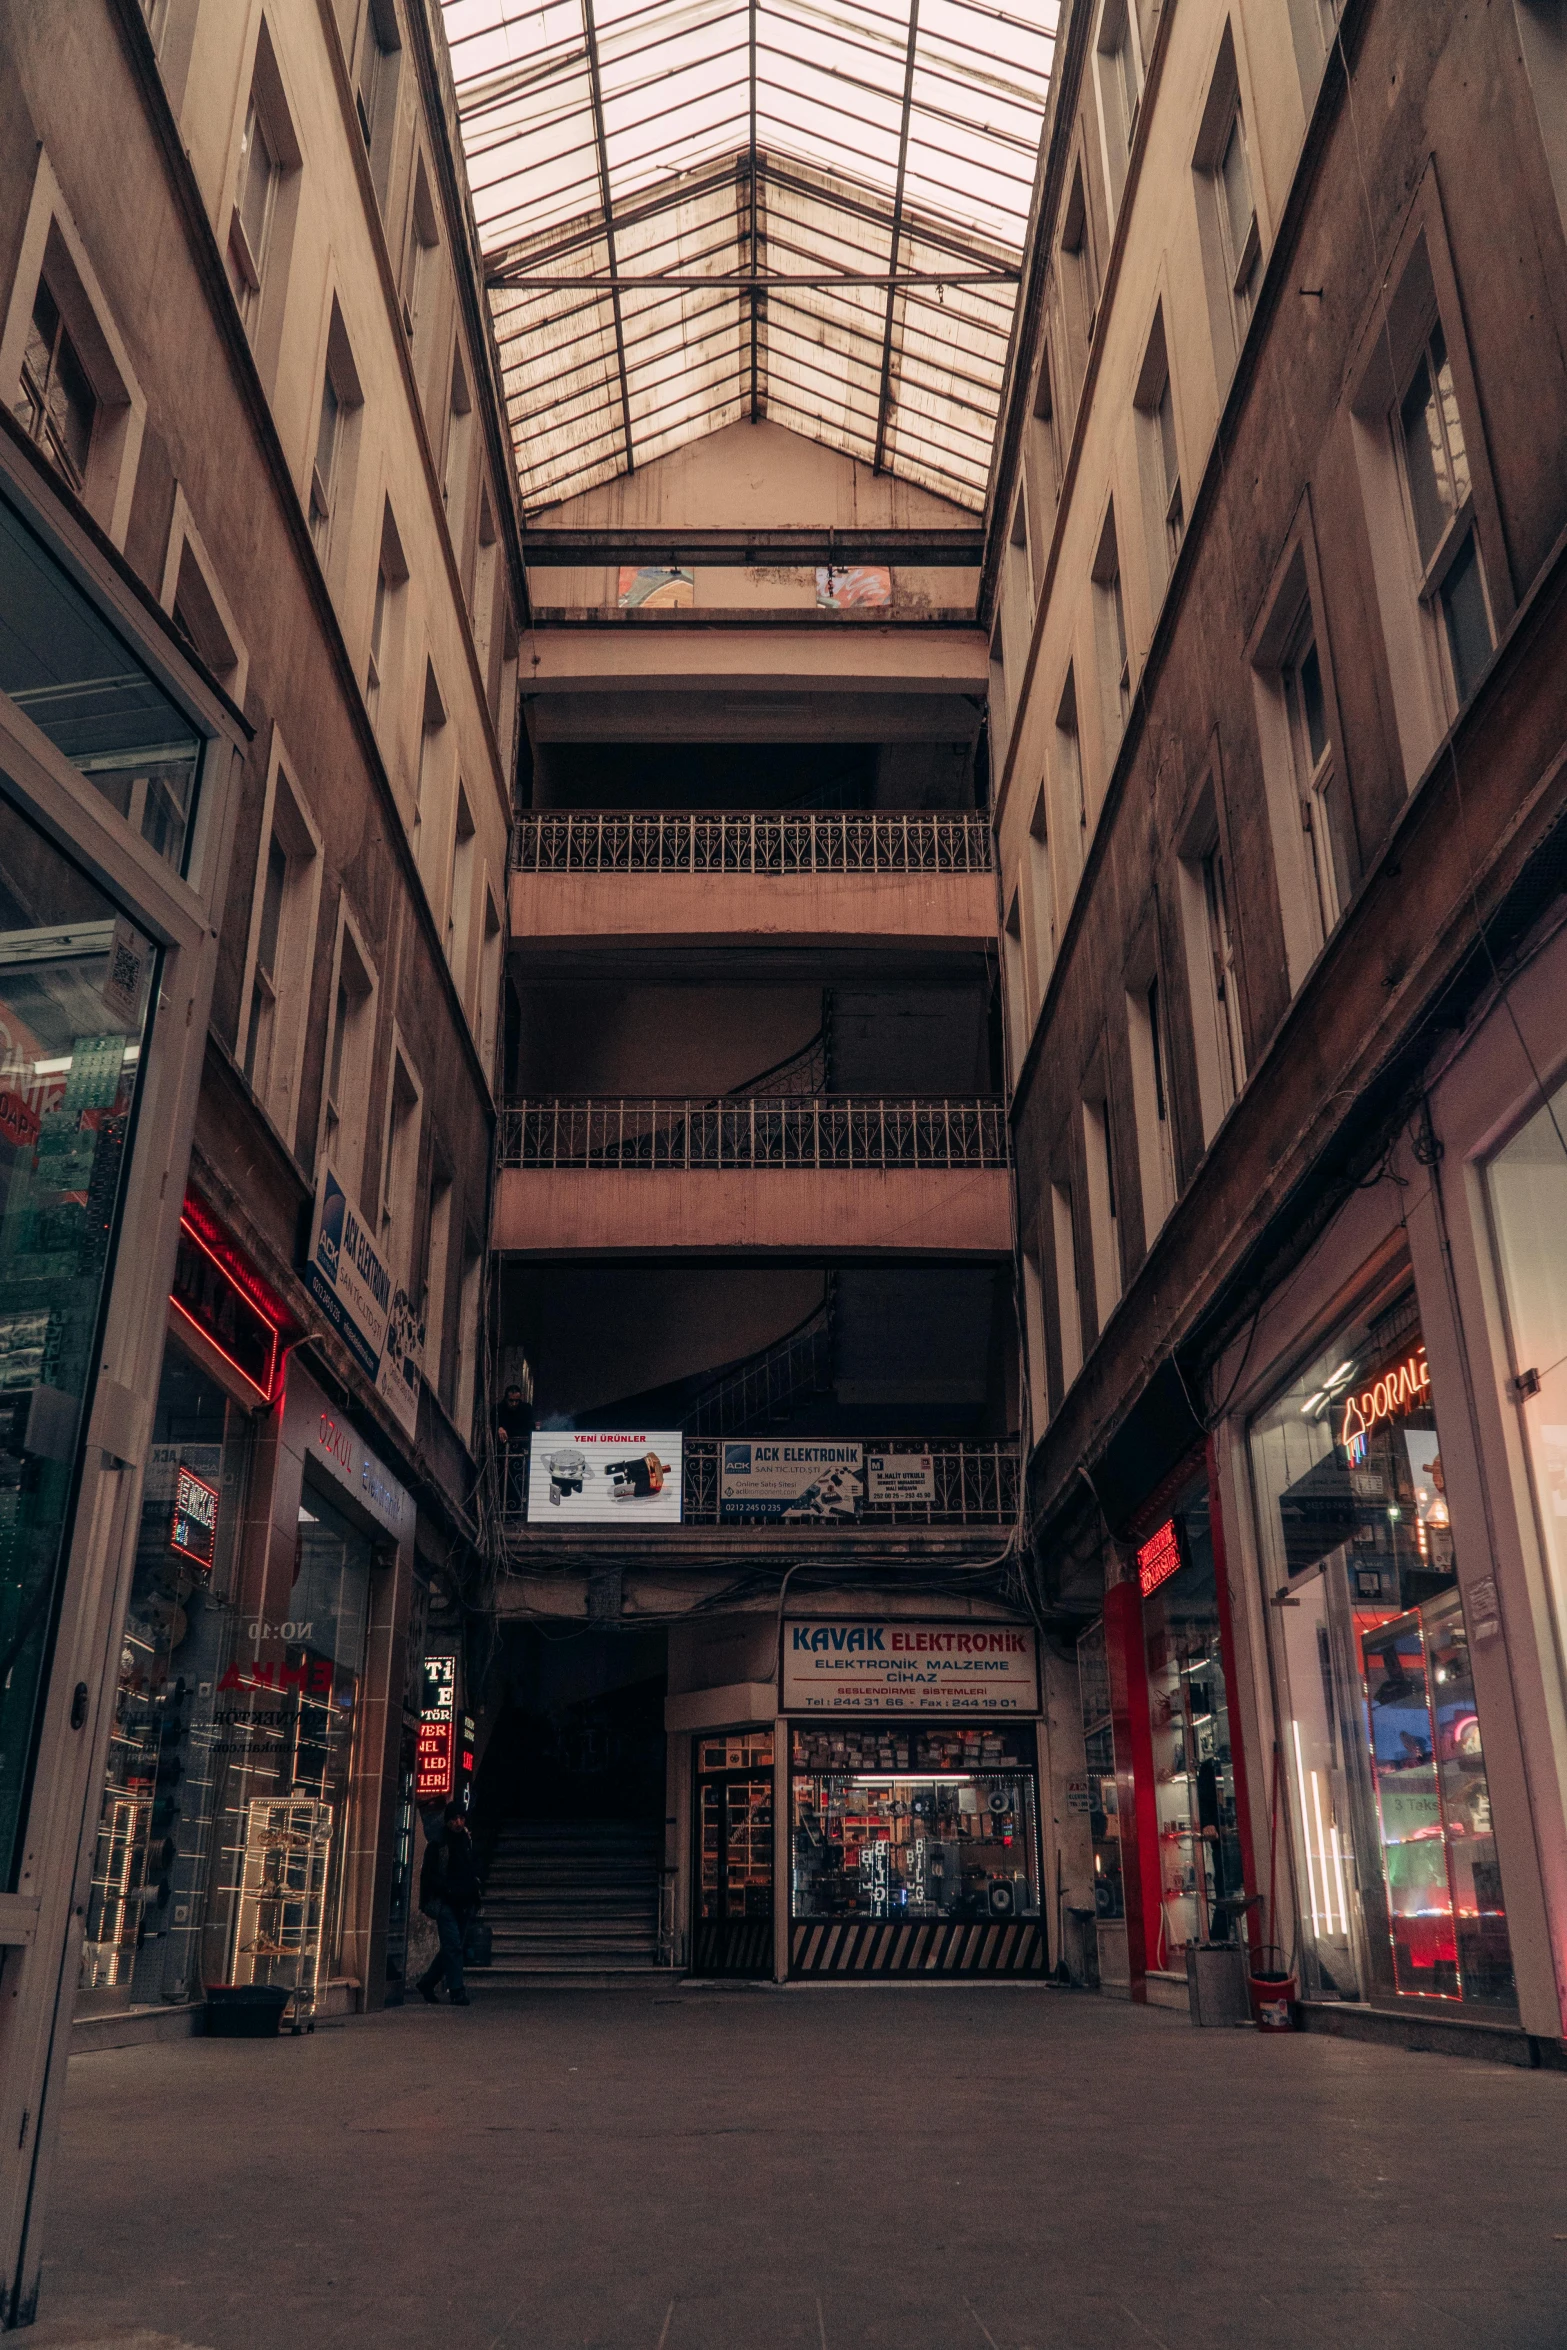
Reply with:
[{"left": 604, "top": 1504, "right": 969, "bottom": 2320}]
[{"left": 237, "top": 731, "right": 324, "bottom": 1149}]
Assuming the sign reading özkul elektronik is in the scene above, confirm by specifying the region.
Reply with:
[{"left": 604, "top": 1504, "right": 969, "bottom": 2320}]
[
  {"left": 782, "top": 1620, "right": 1039, "bottom": 1715},
  {"left": 526, "top": 1430, "right": 683, "bottom": 1524}
]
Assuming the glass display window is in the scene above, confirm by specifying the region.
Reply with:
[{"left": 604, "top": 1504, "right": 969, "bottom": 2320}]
[
  {"left": 78, "top": 1339, "right": 256, "bottom": 2012},
  {"left": 0, "top": 788, "right": 156, "bottom": 1886},
  {"left": 1076, "top": 1622, "right": 1124, "bottom": 1926},
  {"left": 790, "top": 1722, "right": 1040, "bottom": 1923},
  {"left": 1486, "top": 1074, "right": 1567, "bottom": 1697},
  {"left": 202, "top": 1473, "right": 374, "bottom": 2011},
  {"left": 1139, "top": 1485, "right": 1246, "bottom": 1967},
  {"left": 696, "top": 1729, "right": 774, "bottom": 1923},
  {"left": 1249, "top": 1286, "right": 1515, "bottom": 2012}
]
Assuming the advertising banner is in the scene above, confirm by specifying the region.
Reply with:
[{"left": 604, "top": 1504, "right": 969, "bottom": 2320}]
[
  {"left": 304, "top": 1164, "right": 390, "bottom": 1383},
  {"left": 417, "top": 1654, "right": 457, "bottom": 1803},
  {"left": 526, "top": 1430, "right": 682, "bottom": 1524},
  {"left": 376, "top": 1285, "right": 423, "bottom": 1438},
  {"left": 783, "top": 1619, "right": 1039, "bottom": 1715},
  {"left": 721, "top": 1440, "right": 863, "bottom": 1520},
  {"left": 866, "top": 1451, "right": 935, "bottom": 1504}
]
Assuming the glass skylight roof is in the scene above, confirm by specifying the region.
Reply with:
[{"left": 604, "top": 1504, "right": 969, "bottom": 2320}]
[{"left": 441, "top": 0, "right": 1057, "bottom": 514}]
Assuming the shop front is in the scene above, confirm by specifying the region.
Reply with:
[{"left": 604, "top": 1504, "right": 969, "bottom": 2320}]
[
  {"left": 1248, "top": 1282, "right": 1516, "bottom": 2017},
  {"left": 1078, "top": 1465, "right": 1253, "bottom": 2004},
  {"left": 782, "top": 1618, "right": 1047, "bottom": 1975}
]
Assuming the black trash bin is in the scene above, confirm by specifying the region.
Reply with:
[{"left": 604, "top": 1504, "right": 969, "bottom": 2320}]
[{"left": 205, "top": 1985, "right": 291, "bottom": 2038}]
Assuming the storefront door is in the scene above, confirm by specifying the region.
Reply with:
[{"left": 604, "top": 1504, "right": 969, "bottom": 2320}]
[{"left": 691, "top": 1730, "right": 774, "bottom": 1977}]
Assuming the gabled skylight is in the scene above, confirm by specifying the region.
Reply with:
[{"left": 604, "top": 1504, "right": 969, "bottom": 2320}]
[{"left": 441, "top": 0, "right": 1057, "bottom": 514}]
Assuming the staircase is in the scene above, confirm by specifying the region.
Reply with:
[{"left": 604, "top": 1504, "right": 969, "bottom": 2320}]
[{"left": 477, "top": 1820, "right": 665, "bottom": 1984}]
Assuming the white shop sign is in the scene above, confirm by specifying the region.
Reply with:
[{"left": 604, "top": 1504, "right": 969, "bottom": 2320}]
[
  {"left": 309, "top": 1403, "right": 409, "bottom": 1539},
  {"left": 783, "top": 1619, "right": 1039, "bottom": 1715},
  {"left": 526, "top": 1430, "right": 682, "bottom": 1523},
  {"left": 866, "top": 1451, "right": 934, "bottom": 1503}
]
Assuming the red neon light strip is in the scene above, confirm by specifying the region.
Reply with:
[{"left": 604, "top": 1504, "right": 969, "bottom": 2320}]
[
  {"left": 179, "top": 1197, "right": 294, "bottom": 1329},
  {"left": 169, "top": 1293, "right": 277, "bottom": 1407}
]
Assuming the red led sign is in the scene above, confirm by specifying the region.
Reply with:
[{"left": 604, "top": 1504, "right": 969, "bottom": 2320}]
[
  {"left": 416, "top": 1717, "right": 456, "bottom": 1803},
  {"left": 1136, "top": 1518, "right": 1184, "bottom": 1600},
  {"left": 170, "top": 1465, "right": 219, "bottom": 1574}
]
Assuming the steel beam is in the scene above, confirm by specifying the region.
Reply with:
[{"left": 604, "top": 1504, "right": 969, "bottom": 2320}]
[
  {"left": 487, "top": 270, "right": 1019, "bottom": 290},
  {"left": 580, "top": 0, "right": 635, "bottom": 476},
  {"left": 519, "top": 526, "right": 986, "bottom": 566},
  {"left": 873, "top": 0, "right": 921, "bottom": 476}
]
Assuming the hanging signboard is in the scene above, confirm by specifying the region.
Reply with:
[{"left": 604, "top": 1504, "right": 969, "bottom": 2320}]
[
  {"left": 376, "top": 1284, "right": 423, "bottom": 1439},
  {"left": 1136, "top": 1517, "right": 1186, "bottom": 1600},
  {"left": 169, "top": 1465, "right": 220, "bottom": 1574},
  {"left": 417, "top": 1654, "right": 457, "bottom": 1803},
  {"left": 303, "top": 1164, "right": 390, "bottom": 1384},
  {"left": 783, "top": 1619, "right": 1039, "bottom": 1715},
  {"left": 721, "top": 1440, "right": 863, "bottom": 1520},
  {"left": 866, "top": 1451, "right": 935, "bottom": 1504},
  {"left": 526, "top": 1430, "right": 683, "bottom": 1524}
]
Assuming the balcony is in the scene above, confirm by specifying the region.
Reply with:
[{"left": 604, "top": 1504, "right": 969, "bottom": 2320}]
[
  {"left": 492, "top": 1096, "right": 1013, "bottom": 1257},
  {"left": 498, "top": 1438, "right": 1020, "bottom": 1570},
  {"left": 507, "top": 810, "right": 997, "bottom": 970}
]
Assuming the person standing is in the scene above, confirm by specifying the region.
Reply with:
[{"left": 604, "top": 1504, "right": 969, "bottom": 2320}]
[{"left": 416, "top": 1803, "right": 482, "bottom": 2005}]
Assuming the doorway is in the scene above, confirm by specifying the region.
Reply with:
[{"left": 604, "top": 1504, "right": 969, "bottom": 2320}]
[{"left": 691, "top": 1730, "right": 774, "bottom": 1976}]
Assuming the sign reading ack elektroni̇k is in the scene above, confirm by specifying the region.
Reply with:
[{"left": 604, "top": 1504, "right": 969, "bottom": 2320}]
[{"left": 782, "top": 1620, "right": 1039, "bottom": 1715}]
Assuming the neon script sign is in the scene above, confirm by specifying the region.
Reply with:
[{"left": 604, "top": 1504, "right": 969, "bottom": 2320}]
[
  {"left": 1339, "top": 1345, "right": 1430, "bottom": 1463},
  {"left": 1136, "top": 1518, "right": 1183, "bottom": 1600}
]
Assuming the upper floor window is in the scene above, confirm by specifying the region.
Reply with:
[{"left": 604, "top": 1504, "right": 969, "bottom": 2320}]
[
  {"left": 1282, "top": 616, "right": 1351, "bottom": 938},
  {"left": 1396, "top": 320, "right": 1493, "bottom": 706},
  {"left": 308, "top": 302, "right": 362, "bottom": 572},
  {"left": 1194, "top": 30, "right": 1261, "bottom": 376},
  {"left": 1093, "top": 504, "right": 1131, "bottom": 741},
  {"left": 1201, "top": 840, "right": 1244, "bottom": 1108},
  {"left": 1060, "top": 162, "right": 1099, "bottom": 357},
  {"left": 15, "top": 277, "right": 95, "bottom": 493},
  {"left": 357, "top": 0, "right": 402, "bottom": 187},
  {"left": 228, "top": 93, "right": 280, "bottom": 321},
  {"left": 1095, "top": 0, "right": 1143, "bottom": 210}
]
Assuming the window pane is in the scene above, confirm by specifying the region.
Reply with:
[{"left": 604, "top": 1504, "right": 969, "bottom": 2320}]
[
  {"left": 1298, "top": 639, "right": 1328, "bottom": 766},
  {"left": 1399, "top": 351, "right": 1452, "bottom": 565},
  {"left": 256, "top": 836, "right": 287, "bottom": 980},
  {"left": 315, "top": 377, "right": 340, "bottom": 495},
  {"left": 1429, "top": 322, "right": 1471, "bottom": 512},
  {"left": 1441, "top": 531, "right": 1491, "bottom": 704},
  {"left": 1219, "top": 111, "right": 1252, "bottom": 266},
  {"left": 0, "top": 490, "right": 205, "bottom": 871},
  {"left": 238, "top": 100, "right": 276, "bottom": 270},
  {"left": 791, "top": 1722, "right": 1040, "bottom": 1922},
  {"left": 0, "top": 789, "right": 156, "bottom": 1884}
]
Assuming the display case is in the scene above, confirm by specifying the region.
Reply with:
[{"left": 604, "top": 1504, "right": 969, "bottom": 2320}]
[
  {"left": 1076, "top": 1622, "right": 1125, "bottom": 1987},
  {"left": 233, "top": 1797, "right": 333, "bottom": 2024},
  {"left": 1144, "top": 1620, "right": 1242, "bottom": 1964},
  {"left": 692, "top": 1730, "right": 774, "bottom": 1977}
]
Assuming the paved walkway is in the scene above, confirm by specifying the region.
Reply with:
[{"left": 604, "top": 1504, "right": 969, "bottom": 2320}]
[{"left": 32, "top": 1987, "right": 1567, "bottom": 2350}]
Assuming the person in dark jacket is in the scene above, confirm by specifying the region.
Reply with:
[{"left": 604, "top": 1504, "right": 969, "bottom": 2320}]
[{"left": 416, "top": 1803, "right": 482, "bottom": 2005}]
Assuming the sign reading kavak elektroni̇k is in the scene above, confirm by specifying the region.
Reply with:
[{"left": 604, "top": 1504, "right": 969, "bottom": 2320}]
[{"left": 783, "top": 1620, "right": 1039, "bottom": 1714}]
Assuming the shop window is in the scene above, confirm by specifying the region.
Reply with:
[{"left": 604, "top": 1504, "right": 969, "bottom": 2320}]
[
  {"left": 1248, "top": 1290, "right": 1516, "bottom": 2012},
  {"left": 78, "top": 1341, "right": 256, "bottom": 2014},
  {"left": 790, "top": 1723, "right": 1040, "bottom": 1926},
  {"left": 693, "top": 1730, "right": 774, "bottom": 1977},
  {"left": 239, "top": 739, "right": 321, "bottom": 1146},
  {"left": 0, "top": 489, "right": 204, "bottom": 873},
  {"left": 1485, "top": 1069, "right": 1567, "bottom": 1694},
  {"left": 1193, "top": 28, "right": 1261, "bottom": 384},
  {"left": 1133, "top": 304, "right": 1182, "bottom": 600},
  {"left": 1126, "top": 975, "right": 1176, "bottom": 1242},
  {"left": 0, "top": 791, "right": 156, "bottom": 1883},
  {"left": 1076, "top": 1622, "right": 1125, "bottom": 1989},
  {"left": 203, "top": 1477, "right": 376, "bottom": 2008}
]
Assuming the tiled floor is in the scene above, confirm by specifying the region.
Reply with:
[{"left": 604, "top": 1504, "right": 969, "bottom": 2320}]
[{"left": 33, "top": 1985, "right": 1567, "bottom": 2349}]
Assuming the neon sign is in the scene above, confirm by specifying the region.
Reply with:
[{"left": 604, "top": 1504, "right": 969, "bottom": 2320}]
[
  {"left": 170, "top": 1465, "right": 219, "bottom": 1573},
  {"left": 417, "top": 1655, "right": 458, "bottom": 1802},
  {"left": 1339, "top": 1345, "right": 1430, "bottom": 1463},
  {"left": 170, "top": 1194, "right": 287, "bottom": 1403},
  {"left": 1136, "top": 1518, "right": 1184, "bottom": 1600}
]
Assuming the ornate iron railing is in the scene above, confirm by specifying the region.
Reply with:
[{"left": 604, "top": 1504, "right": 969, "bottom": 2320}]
[
  {"left": 510, "top": 809, "right": 993, "bottom": 875},
  {"left": 501, "top": 1440, "right": 1019, "bottom": 1529},
  {"left": 500, "top": 1097, "right": 1010, "bottom": 1171}
]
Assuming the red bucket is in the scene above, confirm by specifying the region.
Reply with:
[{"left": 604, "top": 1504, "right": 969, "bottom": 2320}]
[{"left": 1247, "top": 1946, "right": 1297, "bottom": 2032}]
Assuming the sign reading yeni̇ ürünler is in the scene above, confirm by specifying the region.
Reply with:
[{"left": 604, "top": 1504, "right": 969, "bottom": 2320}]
[{"left": 783, "top": 1620, "right": 1039, "bottom": 1715}]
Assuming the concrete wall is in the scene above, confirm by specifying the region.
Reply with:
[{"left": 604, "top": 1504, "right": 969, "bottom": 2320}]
[
  {"left": 510, "top": 867, "right": 998, "bottom": 964},
  {"left": 494, "top": 1164, "right": 1014, "bottom": 1258}
]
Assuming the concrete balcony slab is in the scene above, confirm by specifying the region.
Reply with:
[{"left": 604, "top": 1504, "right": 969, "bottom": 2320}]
[
  {"left": 493, "top": 1162, "right": 1013, "bottom": 1256},
  {"left": 510, "top": 863, "right": 998, "bottom": 966}
]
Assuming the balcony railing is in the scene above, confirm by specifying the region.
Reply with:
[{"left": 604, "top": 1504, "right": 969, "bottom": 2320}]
[
  {"left": 500, "top": 1097, "right": 1010, "bottom": 1172},
  {"left": 510, "top": 810, "right": 993, "bottom": 876},
  {"left": 501, "top": 1440, "right": 1019, "bottom": 1529}
]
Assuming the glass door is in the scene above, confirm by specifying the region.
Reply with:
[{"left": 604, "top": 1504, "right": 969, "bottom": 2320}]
[{"left": 691, "top": 1730, "right": 773, "bottom": 1977}]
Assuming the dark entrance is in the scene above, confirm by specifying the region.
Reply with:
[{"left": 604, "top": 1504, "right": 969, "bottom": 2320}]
[{"left": 691, "top": 1731, "right": 774, "bottom": 1977}]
